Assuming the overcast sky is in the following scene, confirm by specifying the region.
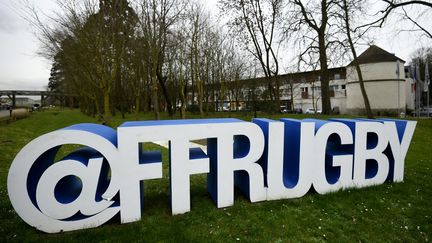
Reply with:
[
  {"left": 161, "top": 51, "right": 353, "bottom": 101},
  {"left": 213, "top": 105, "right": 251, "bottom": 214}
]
[{"left": 0, "top": 0, "right": 430, "bottom": 91}]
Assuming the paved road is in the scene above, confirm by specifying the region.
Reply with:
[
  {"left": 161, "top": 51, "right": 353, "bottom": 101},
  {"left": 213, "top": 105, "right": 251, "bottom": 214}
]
[{"left": 0, "top": 110, "right": 10, "bottom": 118}]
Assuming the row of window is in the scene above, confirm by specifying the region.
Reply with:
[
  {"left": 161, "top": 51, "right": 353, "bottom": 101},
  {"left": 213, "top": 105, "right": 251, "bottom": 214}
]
[
  {"left": 300, "top": 73, "right": 342, "bottom": 83},
  {"left": 300, "top": 84, "right": 346, "bottom": 93}
]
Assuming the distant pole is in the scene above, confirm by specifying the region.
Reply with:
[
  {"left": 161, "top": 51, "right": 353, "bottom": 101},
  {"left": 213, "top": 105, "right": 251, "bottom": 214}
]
[
  {"left": 416, "top": 62, "right": 422, "bottom": 117},
  {"left": 12, "top": 93, "right": 16, "bottom": 108},
  {"left": 425, "top": 61, "right": 430, "bottom": 110},
  {"left": 396, "top": 60, "right": 400, "bottom": 116},
  {"left": 412, "top": 64, "right": 419, "bottom": 117}
]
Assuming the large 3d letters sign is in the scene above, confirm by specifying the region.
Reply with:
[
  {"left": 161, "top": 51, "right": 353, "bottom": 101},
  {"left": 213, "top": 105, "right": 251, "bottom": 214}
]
[{"left": 7, "top": 118, "right": 416, "bottom": 233}]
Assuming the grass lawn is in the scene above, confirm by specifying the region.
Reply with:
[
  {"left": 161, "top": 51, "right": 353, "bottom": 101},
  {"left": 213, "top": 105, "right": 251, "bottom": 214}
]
[{"left": 0, "top": 108, "right": 431, "bottom": 242}]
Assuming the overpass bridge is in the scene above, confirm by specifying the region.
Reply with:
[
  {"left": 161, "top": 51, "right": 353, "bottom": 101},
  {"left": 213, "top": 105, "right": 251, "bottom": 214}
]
[{"left": 0, "top": 90, "right": 74, "bottom": 108}]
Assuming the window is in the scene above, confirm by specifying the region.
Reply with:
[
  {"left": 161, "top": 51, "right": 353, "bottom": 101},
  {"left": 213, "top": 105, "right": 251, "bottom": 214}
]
[
  {"left": 301, "top": 87, "right": 309, "bottom": 99},
  {"left": 405, "top": 67, "right": 410, "bottom": 78},
  {"left": 334, "top": 73, "right": 341, "bottom": 80},
  {"left": 341, "top": 85, "right": 346, "bottom": 90},
  {"left": 330, "top": 85, "right": 338, "bottom": 91}
]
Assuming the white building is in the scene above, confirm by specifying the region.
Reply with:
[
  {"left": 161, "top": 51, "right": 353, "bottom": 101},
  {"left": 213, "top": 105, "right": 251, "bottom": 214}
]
[
  {"left": 242, "top": 45, "right": 416, "bottom": 115},
  {"left": 344, "top": 45, "right": 415, "bottom": 115}
]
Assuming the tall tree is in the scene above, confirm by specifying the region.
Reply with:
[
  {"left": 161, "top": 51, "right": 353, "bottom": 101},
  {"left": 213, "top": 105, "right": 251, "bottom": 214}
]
[
  {"left": 288, "top": 0, "right": 343, "bottom": 114},
  {"left": 219, "top": 0, "right": 283, "bottom": 112},
  {"left": 188, "top": 3, "right": 208, "bottom": 117},
  {"left": 138, "top": 0, "right": 185, "bottom": 119},
  {"left": 24, "top": 0, "right": 263, "bottom": 119},
  {"left": 339, "top": 0, "right": 374, "bottom": 118}
]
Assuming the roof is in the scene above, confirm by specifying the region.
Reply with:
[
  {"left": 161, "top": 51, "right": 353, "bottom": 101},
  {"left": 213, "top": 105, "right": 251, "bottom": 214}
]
[
  {"left": 232, "top": 67, "right": 346, "bottom": 86},
  {"left": 349, "top": 45, "right": 405, "bottom": 66}
]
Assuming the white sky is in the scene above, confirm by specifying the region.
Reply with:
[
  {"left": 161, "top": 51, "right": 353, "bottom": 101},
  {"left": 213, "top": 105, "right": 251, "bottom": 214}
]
[
  {"left": 0, "top": 0, "right": 57, "bottom": 91},
  {"left": 0, "top": 0, "right": 430, "bottom": 91}
]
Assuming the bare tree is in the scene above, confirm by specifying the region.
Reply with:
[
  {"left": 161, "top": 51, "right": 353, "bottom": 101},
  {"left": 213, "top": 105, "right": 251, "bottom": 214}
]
[
  {"left": 287, "top": 0, "right": 344, "bottom": 115},
  {"left": 169, "top": 30, "right": 189, "bottom": 118},
  {"left": 19, "top": 0, "right": 140, "bottom": 124},
  {"left": 361, "top": 0, "right": 432, "bottom": 39},
  {"left": 284, "top": 78, "right": 301, "bottom": 110},
  {"left": 282, "top": 64, "right": 303, "bottom": 110},
  {"left": 137, "top": 0, "right": 185, "bottom": 119},
  {"left": 188, "top": 3, "right": 208, "bottom": 117},
  {"left": 339, "top": 0, "right": 374, "bottom": 118},
  {"left": 219, "top": 0, "right": 283, "bottom": 112},
  {"left": 22, "top": 0, "right": 282, "bottom": 119}
]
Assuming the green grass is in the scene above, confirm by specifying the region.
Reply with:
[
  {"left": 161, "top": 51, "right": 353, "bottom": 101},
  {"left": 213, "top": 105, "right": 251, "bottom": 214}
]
[{"left": 0, "top": 108, "right": 431, "bottom": 242}]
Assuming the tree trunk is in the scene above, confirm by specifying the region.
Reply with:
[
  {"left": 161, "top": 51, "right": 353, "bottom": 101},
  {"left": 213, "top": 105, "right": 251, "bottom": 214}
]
[
  {"left": 252, "top": 85, "right": 257, "bottom": 118},
  {"left": 342, "top": 0, "right": 373, "bottom": 118},
  {"left": 275, "top": 78, "right": 281, "bottom": 113},
  {"left": 197, "top": 78, "right": 204, "bottom": 118},
  {"left": 135, "top": 96, "right": 140, "bottom": 114},
  {"left": 318, "top": 32, "right": 331, "bottom": 114},
  {"left": 94, "top": 97, "right": 101, "bottom": 117},
  {"left": 191, "top": 78, "right": 195, "bottom": 108},
  {"left": 312, "top": 82, "right": 316, "bottom": 111},
  {"left": 179, "top": 81, "right": 187, "bottom": 119},
  {"left": 156, "top": 73, "right": 174, "bottom": 117},
  {"left": 351, "top": 49, "right": 373, "bottom": 118},
  {"left": 290, "top": 81, "right": 295, "bottom": 110},
  {"left": 103, "top": 91, "right": 112, "bottom": 125},
  {"left": 144, "top": 84, "right": 150, "bottom": 112},
  {"left": 205, "top": 90, "right": 209, "bottom": 113},
  {"left": 152, "top": 78, "right": 160, "bottom": 120}
]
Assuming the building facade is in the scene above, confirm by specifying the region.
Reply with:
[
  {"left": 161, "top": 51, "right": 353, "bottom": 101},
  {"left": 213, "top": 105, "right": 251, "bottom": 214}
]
[
  {"left": 344, "top": 45, "right": 414, "bottom": 115},
  {"left": 239, "top": 45, "right": 416, "bottom": 115}
]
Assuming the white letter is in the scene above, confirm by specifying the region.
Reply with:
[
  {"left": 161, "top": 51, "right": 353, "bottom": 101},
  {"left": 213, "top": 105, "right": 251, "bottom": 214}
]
[
  {"left": 383, "top": 120, "right": 416, "bottom": 182},
  {"left": 169, "top": 140, "right": 209, "bottom": 214},
  {"left": 353, "top": 121, "right": 389, "bottom": 187},
  {"left": 254, "top": 118, "right": 314, "bottom": 200},
  {"left": 312, "top": 121, "right": 354, "bottom": 194},
  {"left": 208, "top": 122, "right": 266, "bottom": 208},
  {"left": 117, "top": 124, "right": 163, "bottom": 223}
]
